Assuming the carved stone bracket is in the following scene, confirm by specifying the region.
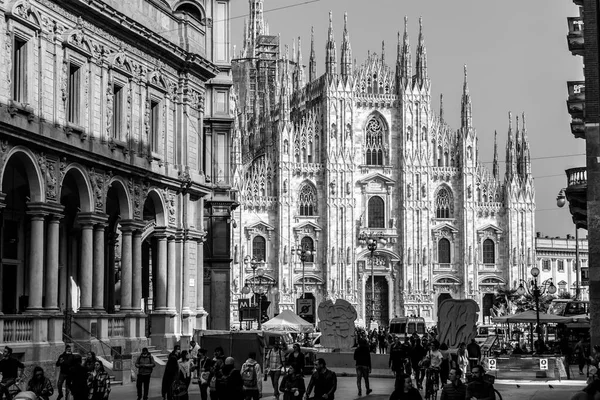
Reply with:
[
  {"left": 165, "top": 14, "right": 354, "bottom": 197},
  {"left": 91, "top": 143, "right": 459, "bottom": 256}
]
[
  {"left": 36, "top": 152, "right": 59, "bottom": 202},
  {"left": 162, "top": 188, "right": 177, "bottom": 227},
  {"left": 89, "top": 167, "right": 112, "bottom": 212}
]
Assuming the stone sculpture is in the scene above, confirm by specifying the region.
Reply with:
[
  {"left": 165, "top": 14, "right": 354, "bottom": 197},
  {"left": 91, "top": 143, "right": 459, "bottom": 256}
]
[
  {"left": 317, "top": 299, "right": 357, "bottom": 349},
  {"left": 437, "top": 299, "right": 479, "bottom": 348}
]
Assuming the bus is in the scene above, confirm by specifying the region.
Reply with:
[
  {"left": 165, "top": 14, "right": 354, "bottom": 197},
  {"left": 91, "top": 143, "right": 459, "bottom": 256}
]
[
  {"left": 389, "top": 317, "right": 426, "bottom": 340},
  {"left": 547, "top": 299, "right": 589, "bottom": 317}
]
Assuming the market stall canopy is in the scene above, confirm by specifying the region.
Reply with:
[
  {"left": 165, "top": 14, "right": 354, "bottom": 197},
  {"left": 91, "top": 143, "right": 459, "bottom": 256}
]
[
  {"left": 492, "top": 310, "right": 573, "bottom": 324},
  {"left": 262, "top": 310, "right": 314, "bottom": 333}
]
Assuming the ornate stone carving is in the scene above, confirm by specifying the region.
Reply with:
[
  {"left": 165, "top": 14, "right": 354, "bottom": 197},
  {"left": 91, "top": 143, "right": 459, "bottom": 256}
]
[
  {"left": 0, "top": 141, "right": 11, "bottom": 171},
  {"left": 105, "top": 83, "right": 114, "bottom": 139},
  {"left": 163, "top": 188, "right": 177, "bottom": 226},
  {"left": 61, "top": 60, "right": 68, "bottom": 103},
  {"left": 317, "top": 299, "right": 357, "bottom": 349},
  {"left": 128, "top": 178, "right": 145, "bottom": 220},
  {"left": 14, "top": 0, "right": 33, "bottom": 20},
  {"left": 437, "top": 299, "right": 479, "bottom": 348},
  {"left": 37, "top": 153, "right": 58, "bottom": 202},
  {"left": 89, "top": 168, "right": 111, "bottom": 211}
]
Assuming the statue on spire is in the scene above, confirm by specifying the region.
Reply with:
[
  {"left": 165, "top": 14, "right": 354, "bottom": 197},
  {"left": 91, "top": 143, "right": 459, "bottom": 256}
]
[
  {"left": 309, "top": 26, "right": 317, "bottom": 82},
  {"left": 341, "top": 12, "right": 353, "bottom": 80},
  {"left": 325, "top": 11, "right": 337, "bottom": 76},
  {"left": 461, "top": 65, "right": 472, "bottom": 129}
]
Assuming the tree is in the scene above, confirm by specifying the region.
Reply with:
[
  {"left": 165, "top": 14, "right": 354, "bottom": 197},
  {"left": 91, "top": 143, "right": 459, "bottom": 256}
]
[{"left": 492, "top": 287, "right": 556, "bottom": 315}]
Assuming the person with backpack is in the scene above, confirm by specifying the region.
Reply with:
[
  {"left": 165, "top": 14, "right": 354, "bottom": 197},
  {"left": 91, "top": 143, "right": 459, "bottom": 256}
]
[
  {"left": 135, "top": 347, "right": 156, "bottom": 400},
  {"left": 266, "top": 342, "right": 285, "bottom": 400},
  {"left": 241, "top": 352, "right": 262, "bottom": 400},
  {"left": 217, "top": 357, "right": 244, "bottom": 400}
]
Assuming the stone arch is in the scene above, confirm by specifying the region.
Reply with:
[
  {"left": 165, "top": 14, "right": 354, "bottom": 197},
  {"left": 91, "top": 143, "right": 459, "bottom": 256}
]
[
  {"left": 11, "top": 0, "right": 42, "bottom": 29},
  {"left": 59, "top": 163, "right": 94, "bottom": 212},
  {"left": 362, "top": 110, "right": 389, "bottom": 132},
  {"left": 357, "top": 248, "right": 401, "bottom": 262},
  {"left": 173, "top": 0, "right": 205, "bottom": 21},
  {"left": 143, "top": 188, "right": 167, "bottom": 227},
  {"left": 0, "top": 146, "right": 44, "bottom": 202},
  {"left": 106, "top": 176, "right": 132, "bottom": 219}
]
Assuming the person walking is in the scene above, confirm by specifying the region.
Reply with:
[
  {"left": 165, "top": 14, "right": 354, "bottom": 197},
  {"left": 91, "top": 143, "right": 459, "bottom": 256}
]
[
  {"left": 189, "top": 340, "right": 200, "bottom": 380},
  {"left": 439, "top": 343, "right": 451, "bottom": 385},
  {"left": 467, "top": 339, "right": 482, "bottom": 371},
  {"left": 197, "top": 349, "right": 212, "bottom": 400},
  {"left": 208, "top": 359, "right": 224, "bottom": 400},
  {"left": 55, "top": 344, "right": 75, "bottom": 400},
  {"left": 135, "top": 347, "right": 155, "bottom": 400},
  {"left": 87, "top": 360, "right": 111, "bottom": 400},
  {"left": 286, "top": 344, "right": 305, "bottom": 376},
  {"left": 68, "top": 355, "right": 90, "bottom": 400},
  {"left": 162, "top": 345, "right": 181, "bottom": 400},
  {"left": 454, "top": 343, "right": 469, "bottom": 382},
  {"left": 266, "top": 342, "right": 285, "bottom": 400},
  {"left": 85, "top": 352, "right": 98, "bottom": 373},
  {"left": 354, "top": 339, "right": 372, "bottom": 396},
  {"left": 410, "top": 338, "right": 426, "bottom": 390},
  {"left": 241, "top": 352, "right": 262, "bottom": 400},
  {"left": 389, "top": 373, "right": 422, "bottom": 400},
  {"left": 575, "top": 336, "right": 590, "bottom": 376},
  {"left": 465, "top": 364, "right": 495, "bottom": 400},
  {"left": 217, "top": 357, "right": 244, "bottom": 400},
  {"left": 0, "top": 346, "right": 25, "bottom": 400},
  {"left": 26, "top": 366, "right": 54, "bottom": 400},
  {"left": 305, "top": 358, "right": 337, "bottom": 400},
  {"left": 279, "top": 365, "right": 305, "bottom": 400},
  {"left": 173, "top": 350, "right": 194, "bottom": 400},
  {"left": 388, "top": 337, "right": 404, "bottom": 377},
  {"left": 440, "top": 368, "right": 466, "bottom": 400}
]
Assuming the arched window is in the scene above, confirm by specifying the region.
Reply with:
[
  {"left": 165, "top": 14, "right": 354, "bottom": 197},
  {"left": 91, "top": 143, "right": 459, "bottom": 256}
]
[
  {"left": 483, "top": 239, "right": 495, "bottom": 264},
  {"left": 252, "top": 236, "right": 266, "bottom": 261},
  {"left": 365, "top": 116, "right": 385, "bottom": 166},
  {"left": 368, "top": 196, "right": 385, "bottom": 228},
  {"left": 438, "top": 238, "right": 451, "bottom": 264},
  {"left": 301, "top": 236, "right": 314, "bottom": 262},
  {"left": 298, "top": 184, "right": 317, "bottom": 216},
  {"left": 435, "top": 188, "right": 453, "bottom": 218}
]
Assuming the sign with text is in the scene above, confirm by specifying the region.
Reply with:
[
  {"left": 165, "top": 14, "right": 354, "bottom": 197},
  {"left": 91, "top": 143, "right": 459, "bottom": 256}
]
[
  {"left": 488, "top": 358, "right": 497, "bottom": 371},
  {"left": 539, "top": 358, "right": 548, "bottom": 370},
  {"left": 297, "top": 298, "right": 315, "bottom": 323}
]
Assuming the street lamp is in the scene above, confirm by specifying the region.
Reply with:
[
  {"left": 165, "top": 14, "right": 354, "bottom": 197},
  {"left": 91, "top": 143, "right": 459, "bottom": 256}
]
[
  {"left": 358, "top": 232, "right": 387, "bottom": 324},
  {"left": 557, "top": 188, "right": 581, "bottom": 299},
  {"left": 291, "top": 244, "right": 312, "bottom": 299},
  {"left": 243, "top": 256, "right": 266, "bottom": 329},
  {"left": 517, "top": 266, "right": 557, "bottom": 342}
]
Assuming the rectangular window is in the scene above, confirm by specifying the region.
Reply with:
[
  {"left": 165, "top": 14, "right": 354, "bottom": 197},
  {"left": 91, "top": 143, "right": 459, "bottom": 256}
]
[
  {"left": 67, "top": 63, "right": 81, "bottom": 124},
  {"left": 216, "top": 132, "right": 228, "bottom": 183},
  {"left": 204, "top": 129, "right": 213, "bottom": 181},
  {"left": 215, "top": 2, "right": 228, "bottom": 62},
  {"left": 12, "top": 37, "right": 27, "bottom": 102},
  {"left": 542, "top": 259, "right": 551, "bottom": 271},
  {"left": 215, "top": 90, "right": 228, "bottom": 114},
  {"left": 111, "top": 83, "right": 124, "bottom": 139},
  {"left": 557, "top": 259, "right": 564, "bottom": 272},
  {"left": 149, "top": 100, "right": 160, "bottom": 152}
]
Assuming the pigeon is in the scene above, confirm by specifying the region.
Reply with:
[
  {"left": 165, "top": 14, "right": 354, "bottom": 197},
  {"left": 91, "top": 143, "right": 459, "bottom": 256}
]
[
  {"left": 549, "top": 384, "right": 554, "bottom": 389},
  {"left": 516, "top": 384, "right": 521, "bottom": 388}
]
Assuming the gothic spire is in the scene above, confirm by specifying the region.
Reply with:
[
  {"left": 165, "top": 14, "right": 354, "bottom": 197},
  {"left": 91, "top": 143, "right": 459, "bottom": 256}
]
[
  {"left": 248, "top": 0, "right": 265, "bottom": 56},
  {"left": 381, "top": 40, "right": 385, "bottom": 64},
  {"left": 397, "top": 16, "right": 411, "bottom": 91},
  {"left": 294, "top": 36, "right": 305, "bottom": 89},
  {"left": 505, "top": 111, "right": 517, "bottom": 181},
  {"left": 461, "top": 65, "right": 472, "bottom": 129},
  {"left": 325, "top": 11, "right": 337, "bottom": 76},
  {"left": 493, "top": 131, "right": 499, "bottom": 180},
  {"left": 309, "top": 26, "right": 317, "bottom": 82},
  {"left": 440, "top": 93, "right": 444, "bottom": 123},
  {"left": 341, "top": 12, "right": 353, "bottom": 80},
  {"left": 521, "top": 112, "right": 532, "bottom": 176},
  {"left": 415, "top": 16, "right": 428, "bottom": 87}
]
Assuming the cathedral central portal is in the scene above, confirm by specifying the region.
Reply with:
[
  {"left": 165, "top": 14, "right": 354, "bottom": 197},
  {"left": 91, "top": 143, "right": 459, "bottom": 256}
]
[{"left": 366, "top": 276, "right": 389, "bottom": 327}]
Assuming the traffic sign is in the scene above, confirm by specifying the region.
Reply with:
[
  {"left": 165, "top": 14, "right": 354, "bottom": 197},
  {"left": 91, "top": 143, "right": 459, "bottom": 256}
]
[
  {"left": 540, "top": 358, "right": 548, "bottom": 370},
  {"left": 488, "top": 358, "right": 497, "bottom": 371},
  {"left": 297, "top": 298, "right": 315, "bottom": 323}
]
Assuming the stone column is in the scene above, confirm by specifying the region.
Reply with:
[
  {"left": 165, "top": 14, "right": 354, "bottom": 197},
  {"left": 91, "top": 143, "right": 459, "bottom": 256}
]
[
  {"left": 154, "top": 230, "right": 168, "bottom": 311},
  {"left": 119, "top": 222, "right": 134, "bottom": 312},
  {"left": 45, "top": 210, "right": 64, "bottom": 311},
  {"left": 132, "top": 228, "right": 143, "bottom": 312},
  {"left": 92, "top": 215, "right": 108, "bottom": 311},
  {"left": 0, "top": 193, "right": 5, "bottom": 314},
  {"left": 78, "top": 213, "right": 104, "bottom": 312},
  {"left": 167, "top": 235, "right": 177, "bottom": 312},
  {"left": 182, "top": 235, "right": 191, "bottom": 314},
  {"left": 26, "top": 203, "right": 49, "bottom": 312},
  {"left": 106, "top": 233, "right": 118, "bottom": 313}
]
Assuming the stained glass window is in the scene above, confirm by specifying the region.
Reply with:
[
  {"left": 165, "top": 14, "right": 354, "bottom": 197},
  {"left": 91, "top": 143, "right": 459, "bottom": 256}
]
[
  {"left": 436, "top": 188, "right": 452, "bottom": 218},
  {"left": 299, "top": 185, "right": 317, "bottom": 216},
  {"left": 365, "top": 117, "right": 384, "bottom": 166}
]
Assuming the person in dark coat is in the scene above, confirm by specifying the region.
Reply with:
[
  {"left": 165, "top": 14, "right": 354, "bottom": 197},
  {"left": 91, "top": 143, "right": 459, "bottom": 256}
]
[
  {"left": 440, "top": 367, "right": 467, "bottom": 400},
  {"left": 354, "top": 339, "right": 372, "bottom": 396},
  {"left": 85, "top": 351, "right": 98, "bottom": 373},
  {"left": 285, "top": 344, "right": 305, "bottom": 376},
  {"left": 410, "top": 338, "right": 426, "bottom": 390},
  {"left": 55, "top": 345, "right": 75, "bottom": 400},
  {"left": 389, "top": 337, "right": 405, "bottom": 377},
  {"left": 217, "top": 357, "right": 244, "bottom": 400},
  {"left": 389, "top": 374, "right": 422, "bottom": 400},
  {"left": 67, "top": 355, "right": 90, "bottom": 400},
  {"left": 26, "top": 366, "right": 54, "bottom": 400},
  {"left": 161, "top": 345, "right": 181, "bottom": 400},
  {"left": 467, "top": 339, "right": 482, "bottom": 371},
  {"left": 279, "top": 365, "right": 305, "bottom": 400}
]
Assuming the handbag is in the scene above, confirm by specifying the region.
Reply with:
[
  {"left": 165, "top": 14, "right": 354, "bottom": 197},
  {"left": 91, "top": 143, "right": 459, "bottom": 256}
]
[{"left": 171, "top": 380, "right": 188, "bottom": 398}]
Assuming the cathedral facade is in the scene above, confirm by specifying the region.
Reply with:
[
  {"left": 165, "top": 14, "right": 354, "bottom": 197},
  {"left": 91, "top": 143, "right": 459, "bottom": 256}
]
[{"left": 230, "top": 1, "right": 536, "bottom": 327}]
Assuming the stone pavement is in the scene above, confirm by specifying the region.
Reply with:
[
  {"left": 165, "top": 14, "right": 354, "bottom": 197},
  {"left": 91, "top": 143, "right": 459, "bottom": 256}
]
[{"left": 105, "top": 376, "right": 586, "bottom": 400}]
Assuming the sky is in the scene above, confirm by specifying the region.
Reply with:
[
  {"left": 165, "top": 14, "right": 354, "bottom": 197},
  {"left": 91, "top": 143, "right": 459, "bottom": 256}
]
[{"left": 229, "top": 0, "right": 586, "bottom": 239}]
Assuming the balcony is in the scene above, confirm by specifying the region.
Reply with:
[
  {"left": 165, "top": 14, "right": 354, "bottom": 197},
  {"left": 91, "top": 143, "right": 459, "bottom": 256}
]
[
  {"left": 567, "top": 81, "right": 585, "bottom": 117},
  {"left": 572, "top": 0, "right": 583, "bottom": 7},
  {"left": 565, "top": 167, "right": 587, "bottom": 229},
  {"left": 567, "top": 16, "right": 584, "bottom": 56},
  {"left": 571, "top": 117, "right": 585, "bottom": 139}
]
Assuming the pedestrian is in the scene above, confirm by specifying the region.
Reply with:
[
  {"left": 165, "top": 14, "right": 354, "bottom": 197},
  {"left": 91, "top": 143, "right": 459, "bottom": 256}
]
[
  {"left": 570, "top": 378, "right": 600, "bottom": 400},
  {"left": 378, "top": 329, "right": 388, "bottom": 354},
  {"left": 410, "top": 338, "right": 426, "bottom": 390},
  {"left": 279, "top": 365, "right": 305, "bottom": 400},
  {"left": 173, "top": 350, "right": 194, "bottom": 400},
  {"left": 218, "top": 357, "right": 244, "bottom": 400},
  {"left": 189, "top": 340, "right": 200, "bottom": 379},
  {"left": 55, "top": 344, "right": 75, "bottom": 400},
  {"left": 305, "top": 358, "right": 337, "bottom": 400},
  {"left": 67, "top": 355, "right": 89, "bottom": 400},
  {"left": 439, "top": 343, "right": 451, "bottom": 385},
  {"left": 440, "top": 368, "right": 466, "bottom": 400},
  {"left": 87, "top": 360, "right": 111, "bottom": 400},
  {"left": 465, "top": 364, "right": 495, "bottom": 400},
  {"left": 25, "top": 366, "right": 54, "bottom": 400},
  {"left": 389, "top": 373, "right": 422, "bottom": 400},
  {"left": 286, "top": 344, "right": 305, "bottom": 376},
  {"left": 135, "top": 347, "right": 155, "bottom": 400},
  {"left": 389, "top": 337, "right": 404, "bottom": 377},
  {"left": 467, "top": 339, "right": 482, "bottom": 371},
  {"left": 213, "top": 347, "right": 226, "bottom": 364},
  {"left": 241, "top": 351, "right": 262, "bottom": 400},
  {"left": 0, "top": 346, "right": 25, "bottom": 400},
  {"left": 208, "top": 359, "right": 224, "bottom": 400},
  {"left": 85, "top": 352, "right": 98, "bottom": 373},
  {"left": 454, "top": 343, "right": 469, "bottom": 381},
  {"left": 266, "top": 342, "right": 285, "bottom": 400},
  {"left": 575, "top": 336, "right": 590, "bottom": 376},
  {"left": 197, "top": 348, "right": 212, "bottom": 400},
  {"left": 354, "top": 339, "right": 372, "bottom": 396},
  {"left": 162, "top": 345, "right": 181, "bottom": 400}
]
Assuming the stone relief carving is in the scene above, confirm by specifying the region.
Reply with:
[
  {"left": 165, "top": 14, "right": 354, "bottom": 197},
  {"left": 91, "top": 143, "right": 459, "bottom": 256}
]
[
  {"left": 163, "top": 188, "right": 177, "bottom": 226},
  {"left": 128, "top": 178, "right": 147, "bottom": 220},
  {"left": 0, "top": 141, "right": 11, "bottom": 171},
  {"left": 89, "top": 167, "right": 112, "bottom": 212},
  {"left": 437, "top": 299, "right": 479, "bottom": 348},
  {"left": 37, "top": 153, "right": 58, "bottom": 202},
  {"left": 318, "top": 299, "right": 357, "bottom": 349}
]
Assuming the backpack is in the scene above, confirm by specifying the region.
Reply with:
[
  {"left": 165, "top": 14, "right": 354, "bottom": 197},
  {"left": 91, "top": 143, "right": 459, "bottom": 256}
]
[{"left": 241, "top": 364, "right": 258, "bottom": 388}]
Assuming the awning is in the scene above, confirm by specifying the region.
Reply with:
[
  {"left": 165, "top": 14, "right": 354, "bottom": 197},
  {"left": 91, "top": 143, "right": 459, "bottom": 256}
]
[
  {"left": 492, "top": 310, "right": 572, "bottom": 324},
  {"left": 262, "top": 310, "right": 314, "bottom": 333}
]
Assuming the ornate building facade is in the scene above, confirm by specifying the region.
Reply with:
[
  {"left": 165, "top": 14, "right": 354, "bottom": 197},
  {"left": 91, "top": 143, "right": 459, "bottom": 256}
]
[
  {"left": 230, "top": 0, "right": 536, "bottom": 327},
  {"left": 0, "top": 0, "right": 234, "bottom": 368}
]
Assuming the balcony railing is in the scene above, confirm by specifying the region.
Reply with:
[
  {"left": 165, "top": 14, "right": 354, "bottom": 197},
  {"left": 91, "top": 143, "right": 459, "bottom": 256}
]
[
  {"left": 2, "top": 317, "right": 33, "bottom": 343},
  {"left": 567, "top": 16, "right": 584, "bottom": 56},
  {"left": 108, "top": 317, "right": 125, "bottom": 337},
  {"left": 567, "top": 167, "right": 587, "bottom": 187},
  {"left": 566, "top": 81, "right": 585, "bottom": 119}
]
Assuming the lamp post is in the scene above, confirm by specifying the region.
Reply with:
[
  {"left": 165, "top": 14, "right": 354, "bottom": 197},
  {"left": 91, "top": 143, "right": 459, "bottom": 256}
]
[
  {"left": 557, "top": 188, "right": 581, "bottom": 299},
  {"left": 243, "top": 256, "right": 265, "bottom": 329},
  {"left": 517, "top": 266, "right": 557, "bottom": 342},
  {"left": 358, "top": 232, "right": 387, "bottom": 324},
  {"left": 291, "top": 244, "right": 312, "bottom": 299}
]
